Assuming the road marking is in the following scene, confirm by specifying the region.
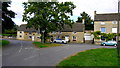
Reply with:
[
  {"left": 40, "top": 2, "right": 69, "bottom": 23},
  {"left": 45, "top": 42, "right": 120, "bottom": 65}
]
[
  {"left": 18, "top": 41, "right": 23, "bottom": 53},
  {"left": 25, "top": 47, "right": 33, "bottom": 49},
  {"left": 24, "top": 55, "right": 38, "bottom": 60}
]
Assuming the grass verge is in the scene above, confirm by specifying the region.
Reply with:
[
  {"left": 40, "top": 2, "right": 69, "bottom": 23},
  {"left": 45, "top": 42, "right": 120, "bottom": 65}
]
[
  {"left": 0, "top": 40, "right": 10, "bottom": 47},
  {"left": 33, "top": 42, "right": 63, "bottom": 48},
  {"left": 57, "top": 48, "right": 119, "bottom": 66}
]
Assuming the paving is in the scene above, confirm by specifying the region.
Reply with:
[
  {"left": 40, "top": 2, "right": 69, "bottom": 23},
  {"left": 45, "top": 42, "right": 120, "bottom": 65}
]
[{"left": 2, "top": 39, "right": 116, "bottom": 66}]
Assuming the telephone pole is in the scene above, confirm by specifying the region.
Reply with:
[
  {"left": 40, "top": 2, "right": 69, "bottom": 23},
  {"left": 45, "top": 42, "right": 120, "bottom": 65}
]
[{"left": 117, "top": 0, "right": 120, "bottom": 57}]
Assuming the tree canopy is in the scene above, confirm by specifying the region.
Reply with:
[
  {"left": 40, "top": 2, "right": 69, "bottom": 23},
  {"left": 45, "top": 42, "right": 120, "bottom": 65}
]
[
  {"left": 22, "top": 2, "right": 76, "bottom": 43},
  {"left": 76, "top": 12, "right": 94, "bottom": 30},
  {"left": 2, "top": 2, "right": 16, "bottom": 33}
]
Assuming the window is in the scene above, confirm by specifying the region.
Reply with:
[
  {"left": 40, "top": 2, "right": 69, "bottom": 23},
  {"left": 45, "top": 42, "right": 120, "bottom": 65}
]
[
  {"left": 56, "top": 36, "right": 60, "bottom": 39},
  {"left": 101, "top": 22, "right": 105, "bottom": 25},
  {"left": 113, "top": 36, "right": 117, "bottom": 41},
  {"left": 52, "top": 31, "right": 56, "bottom": 34},
  {"left": 112, "top": 28, "right": 117, "bottom": 33},
  {"left": 73, "top": 32, "right": 77, "bottom": 34},
  {"left": 100, "top": 27, "right": 106, "bottom": 33},
  {"left": 29, "top": 32, "right": 32, "bottom": 34},
  {"left": 29, "top": 36, "right": 32, "bottom": 39},
  {"left": 73, "top": 36, "right": 77, "bottom": 41},
  {"left": 101, "top": 36, "right": 105, "bottom": 41},
  {"left": 112, "top": 21, "right": 117, "bottom": 24},
  {"left": 37, "top": 36, "right": 40, "bottom": 39},
  {"left": 19, "top": 35, "right": 22, "bottom": 38},
  {"left": 59, "top": 31, "right": 62, "bottom": 34}
]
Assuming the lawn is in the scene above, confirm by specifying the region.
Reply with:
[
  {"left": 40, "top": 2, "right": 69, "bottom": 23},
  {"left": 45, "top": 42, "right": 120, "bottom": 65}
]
[
  {"left": 33, "top": 42, "right": 63, "bottom": 48},
  {"left": 57, "top": 48, "right": 119, "bottom": 66},
  {"left": 0, "top": 40, "right": 10, "bottom": 47}
]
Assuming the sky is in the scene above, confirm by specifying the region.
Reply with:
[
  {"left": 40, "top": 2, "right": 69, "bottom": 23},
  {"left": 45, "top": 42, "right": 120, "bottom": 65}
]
[{"left": 8, "top": 0, "right": 118, "bottom": 25}]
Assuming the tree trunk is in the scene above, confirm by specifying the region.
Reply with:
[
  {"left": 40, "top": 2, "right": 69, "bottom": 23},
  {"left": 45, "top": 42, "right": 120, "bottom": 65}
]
[
  {"left": 41, "top": 33, "right": 44, "bottom": 43},
  {"left": 43, "top": 32, "right": 47, "bottom": 43},
  {"left": 40, "top": 29, "right": 44, "bottom": 43}
]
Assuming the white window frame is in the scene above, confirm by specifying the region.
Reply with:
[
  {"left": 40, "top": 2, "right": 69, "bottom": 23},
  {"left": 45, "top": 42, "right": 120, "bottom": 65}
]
[
  {"left": 101, "top": 22, "right": 105, "bottom": 25},
  {"left": 112, "top": 27, "right": 117, "bottom": 33},
  {"left": 72, "top": 36, "right": 77, "bottom": 41},
  {"left": 112, "top": 21, "right": 117, "bottom": 24}
]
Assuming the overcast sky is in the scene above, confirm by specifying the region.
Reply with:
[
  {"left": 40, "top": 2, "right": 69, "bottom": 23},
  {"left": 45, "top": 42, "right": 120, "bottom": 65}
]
[{"left": 8, "top": 0, "right": 118, "bottom": 25}]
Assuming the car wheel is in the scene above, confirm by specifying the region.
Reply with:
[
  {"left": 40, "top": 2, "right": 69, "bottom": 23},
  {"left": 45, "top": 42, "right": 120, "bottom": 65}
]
[
  {"left": 62, "top": 41, "right": 64, "bottom": 43},
  {"left": 54, "top": 41, "right": 56, "bottom": 43},
  {"left": 103, "top": 44, "right": 106, "bottom": 46},
  {"left": 114, "top": 44, "right": 117, "bottom": 46}
]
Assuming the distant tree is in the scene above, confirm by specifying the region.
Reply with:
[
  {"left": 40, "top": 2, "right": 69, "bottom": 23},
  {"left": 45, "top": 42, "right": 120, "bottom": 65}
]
[
  {"left": 76, "top": 12, "right": 94, "bottom": 30},
  {"left": 2, "top": 2, "right": 16, "bottom": 33},
  {"left": 22, "top": 2, "right": 76, "bottom": 43}
]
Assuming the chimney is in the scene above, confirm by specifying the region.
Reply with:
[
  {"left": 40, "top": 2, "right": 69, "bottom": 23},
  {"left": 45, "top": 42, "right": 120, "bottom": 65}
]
[{"left": 94, "top": 11, "right": 96, "bottom": 15}]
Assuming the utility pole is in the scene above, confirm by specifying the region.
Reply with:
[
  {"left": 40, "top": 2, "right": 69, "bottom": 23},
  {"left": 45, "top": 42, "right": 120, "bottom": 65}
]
[{"left": 117, "top": 0, "right": 120, "bottom": 57}]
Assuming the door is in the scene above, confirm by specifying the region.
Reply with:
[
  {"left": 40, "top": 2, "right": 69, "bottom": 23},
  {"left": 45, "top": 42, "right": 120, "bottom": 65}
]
[{"left": 32, "top": 36, "right": 35, "bottom": 41}]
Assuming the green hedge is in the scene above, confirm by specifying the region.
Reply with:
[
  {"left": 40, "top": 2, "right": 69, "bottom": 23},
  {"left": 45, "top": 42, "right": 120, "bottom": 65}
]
[
  {"left": 0, "top": 40, "right": 10, "bottom": 47},
  {"left": 1, "top": 34, "right": 17, "bottom": 37}
]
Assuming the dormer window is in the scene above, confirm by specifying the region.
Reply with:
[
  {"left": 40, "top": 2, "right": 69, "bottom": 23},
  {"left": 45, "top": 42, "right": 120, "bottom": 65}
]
[
  {"left": 73, "top": 31, "right": 77, "bottom": 34},
  {"left": 52, "top": 31, "right": 56, "bottom": 34},
  {"left": 29, "top": 32, "right": 32, "bottom": 34},
  {"left": 59, "top": 31, "right": 62, "bottom": 34}
]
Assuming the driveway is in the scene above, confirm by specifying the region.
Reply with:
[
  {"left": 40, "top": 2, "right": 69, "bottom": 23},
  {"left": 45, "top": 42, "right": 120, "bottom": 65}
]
[{"left": 2, "top": 39, "right": 116, "bottom": 66}]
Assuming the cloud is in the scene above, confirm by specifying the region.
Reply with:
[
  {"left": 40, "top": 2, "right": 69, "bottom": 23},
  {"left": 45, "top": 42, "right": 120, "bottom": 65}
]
[
  {"left": 9, "top": 0, "right": 118, "bottom": 25},
  {"left": 8, "top": 0, "right": 27, "bottom": 25}
]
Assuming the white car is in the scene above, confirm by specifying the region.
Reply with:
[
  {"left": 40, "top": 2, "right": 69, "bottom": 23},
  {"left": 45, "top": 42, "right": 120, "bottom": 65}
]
[{"left": 53, "top": 39, "right": 68, "bottom": 44}]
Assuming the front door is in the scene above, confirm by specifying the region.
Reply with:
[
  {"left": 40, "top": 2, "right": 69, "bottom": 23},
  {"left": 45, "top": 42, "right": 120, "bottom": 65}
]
[
  {"left": 32, "top": 36, "right": 35, "bottom": 41},
  {"left": 65, "top": 35, "right": 69, "bottom": 42}
]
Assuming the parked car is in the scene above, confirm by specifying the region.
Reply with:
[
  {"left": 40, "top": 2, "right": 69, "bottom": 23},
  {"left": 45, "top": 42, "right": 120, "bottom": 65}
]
[
  {"left": 101, "top": 40, "right": 117, "bottom": 46},
  {"left": 53, "top": 38, "right": 68, "bottom": 44}
]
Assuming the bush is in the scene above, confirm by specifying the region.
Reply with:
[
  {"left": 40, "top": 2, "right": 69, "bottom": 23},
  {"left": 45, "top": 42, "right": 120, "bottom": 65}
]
[
  {"left": 2, "top": 34, "right": 17, "bottom": 37},
  {"left": 0, "top": 40, "right": 10, "bottom": 47}
]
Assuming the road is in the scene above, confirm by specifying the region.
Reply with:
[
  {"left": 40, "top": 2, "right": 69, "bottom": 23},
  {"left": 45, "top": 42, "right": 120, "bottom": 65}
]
[{"left": 2, "top": 39, "right": 116, "bottom": 66}]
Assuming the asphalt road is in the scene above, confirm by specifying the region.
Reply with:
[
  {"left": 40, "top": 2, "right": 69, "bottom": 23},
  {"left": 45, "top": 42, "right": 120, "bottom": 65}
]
[{"left": 2, "top": 39, "right": 116, "bottom": 66}]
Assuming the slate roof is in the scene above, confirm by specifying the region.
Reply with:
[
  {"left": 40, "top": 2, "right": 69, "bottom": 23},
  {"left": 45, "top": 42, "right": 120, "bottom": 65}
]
[
  {"left": 94, "top": 13, "right": 120, "bottom": 21},
  {"left": 17, "top": 24, "right": 37, "bottom": 32},
  {"left": 58, "top": 23, "right": 84, "bottom": 32},
  {"left": 18, "top": 23, "right": 84, "bottom": 32}
]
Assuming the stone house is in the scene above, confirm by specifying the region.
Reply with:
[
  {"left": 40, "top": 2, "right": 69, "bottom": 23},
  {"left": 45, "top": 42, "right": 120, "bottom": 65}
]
[
  {"left": 94, "top": 11, "right": 120, "bottom": 41},
  {"left": 17, "top": 23, "right": 85, "bottom": 43},
  {"left": 17, "top": 24, "right": 41, "bottom": 41}
]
